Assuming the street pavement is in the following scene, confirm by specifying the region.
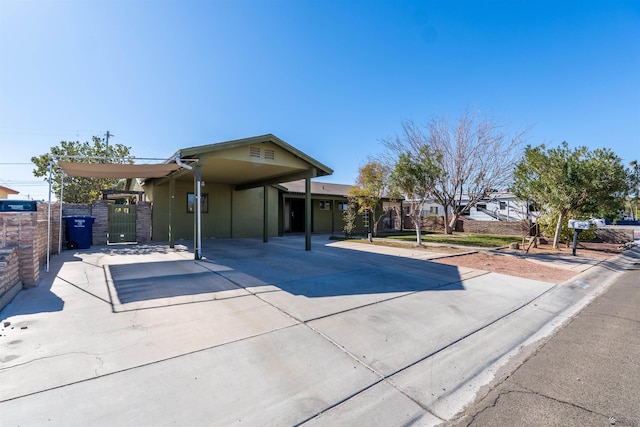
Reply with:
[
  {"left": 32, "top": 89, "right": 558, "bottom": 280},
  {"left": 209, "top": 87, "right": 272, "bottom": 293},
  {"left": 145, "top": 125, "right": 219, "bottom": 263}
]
[
  {"left": 448, "top": 255, "right": 640, "bottom": 426},
  {"left": 0, "top": 235, "right": 636, "bottom": 426}
]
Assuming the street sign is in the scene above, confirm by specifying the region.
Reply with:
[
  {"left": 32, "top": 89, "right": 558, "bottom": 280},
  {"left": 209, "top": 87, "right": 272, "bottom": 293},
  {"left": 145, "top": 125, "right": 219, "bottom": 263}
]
[{"left": 568, "top": 219, "right": 590, "bottom": 230}]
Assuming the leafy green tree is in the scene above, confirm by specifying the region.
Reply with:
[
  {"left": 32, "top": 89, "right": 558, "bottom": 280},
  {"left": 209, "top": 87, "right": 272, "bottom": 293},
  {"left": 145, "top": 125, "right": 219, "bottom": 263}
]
[
  {"left": 628, "top": 160, "right": 639, "bottom": 220},
  {"left": 537, "top": 212, "right": 596, "bottom": 247},
  {"left": 31, "top": 136, "right": 134, "bottom": 203},
  {"left": 342, "top": 198, "right": 358, "bottom": 238},
  {"left": 348, "top": 160, "right": 397, "bottom": 240},
  {"left": 512, "top": 142, "right": 628, "bottom": 249},
  {"left": 388, "top": 148, "right": 441, "bottom": 244}
]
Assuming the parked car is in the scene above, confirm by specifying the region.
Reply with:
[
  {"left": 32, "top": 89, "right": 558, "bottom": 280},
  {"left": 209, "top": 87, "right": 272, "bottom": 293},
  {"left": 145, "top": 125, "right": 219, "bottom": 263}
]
[
  {"left": 589, "top": 217, "right": 606, "bottom": 227},
  {"left": 0, "top": 199, "right": 38, "bottom": 212}
]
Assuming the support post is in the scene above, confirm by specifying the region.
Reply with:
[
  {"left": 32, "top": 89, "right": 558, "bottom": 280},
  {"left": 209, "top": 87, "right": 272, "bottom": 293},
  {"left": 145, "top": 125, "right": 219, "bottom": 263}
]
[
  {"left": 263, "top": 186, "right": 269, "bottom": 243},
  {"left": 572, "top": 229, "right": 581, "bottom": 256},
  {"left": 47, "top": 162, "right": 52, "bottom": 272},
  {"left": 175, "top": 153, "right": 201, "bottom": 259},
  {"left": 195, "top": 171, "right": 202, "bottom": 259},
  {"left": 58, "top": 171, "right": 64, "bottom": 254},
  {"left": 169, "top": 177, "right": 175, "bottom": 248},
  {"left": 305, "top": 177, "right": 311, "bottom": 251}
]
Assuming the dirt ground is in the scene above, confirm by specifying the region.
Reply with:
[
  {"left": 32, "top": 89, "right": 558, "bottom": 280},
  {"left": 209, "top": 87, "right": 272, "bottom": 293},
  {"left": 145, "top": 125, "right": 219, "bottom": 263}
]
[{"left": 431, "top": 242, "right": 626, "bottom": 283}]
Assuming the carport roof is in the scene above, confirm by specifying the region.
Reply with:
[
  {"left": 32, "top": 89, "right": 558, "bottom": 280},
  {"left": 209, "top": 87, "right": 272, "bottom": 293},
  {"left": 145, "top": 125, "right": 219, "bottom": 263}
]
[
  {"left": 172, "top": 134, "right": 334, "bottom": 190},
  {"left": 57, "top": 134, "right": 333, "bottom": 191},
  {"left": 58, "top": 161, "right": 182, "bottom": 179}
]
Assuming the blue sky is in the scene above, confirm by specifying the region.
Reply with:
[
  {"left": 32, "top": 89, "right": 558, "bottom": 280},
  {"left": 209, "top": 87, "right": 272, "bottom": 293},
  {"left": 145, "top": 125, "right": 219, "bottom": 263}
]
[{"left": 1, "top": 0, "right": 639, "bottom": 200}]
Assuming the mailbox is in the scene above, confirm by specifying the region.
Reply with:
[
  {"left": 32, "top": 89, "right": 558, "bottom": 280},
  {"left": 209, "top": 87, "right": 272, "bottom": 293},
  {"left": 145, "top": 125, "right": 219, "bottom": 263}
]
[{"left": 568, "top": 219, "right": 590, "bottom": 230}]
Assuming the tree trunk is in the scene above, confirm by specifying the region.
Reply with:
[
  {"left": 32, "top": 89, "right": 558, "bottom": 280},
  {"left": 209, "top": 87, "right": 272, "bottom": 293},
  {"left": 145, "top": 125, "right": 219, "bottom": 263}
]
[
  {"left": 442, "top": 211, "right": 451, "bottom": 234},
  {"left": 447, "top": 215, "right": 458, "bottom": 234},
  {"left": 553, "top": 212, "right": 564, "bottom": 249},
  {"left": 415, "top": 217, "right": 422, "bottom": 245}
]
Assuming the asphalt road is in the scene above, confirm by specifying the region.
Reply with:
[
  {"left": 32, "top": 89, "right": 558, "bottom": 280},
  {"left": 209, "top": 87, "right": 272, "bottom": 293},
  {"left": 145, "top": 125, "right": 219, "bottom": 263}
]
[{"left": 449, "top": 260, "right": 640, "bottom": 426}]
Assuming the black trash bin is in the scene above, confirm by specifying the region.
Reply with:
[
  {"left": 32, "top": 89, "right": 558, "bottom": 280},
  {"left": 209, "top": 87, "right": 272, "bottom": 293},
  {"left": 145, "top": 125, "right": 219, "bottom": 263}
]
[{"left": 65, "top": 215, "right": 95, "bottom": 249}]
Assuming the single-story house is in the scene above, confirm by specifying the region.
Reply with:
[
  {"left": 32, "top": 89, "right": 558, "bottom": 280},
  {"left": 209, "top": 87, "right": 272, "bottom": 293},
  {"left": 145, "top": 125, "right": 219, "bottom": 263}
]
[
  {"left": 0, "top": 185, "right": 19, "bottom": 199},
  {"left": 130, "top": 135, "right": 332, "bottom": 245},
  {"left": 125, "top": 135, "right": 404, "bottom": 244},
  {"left": 55, "top": 134, "right": 400, "bottom": 254}
]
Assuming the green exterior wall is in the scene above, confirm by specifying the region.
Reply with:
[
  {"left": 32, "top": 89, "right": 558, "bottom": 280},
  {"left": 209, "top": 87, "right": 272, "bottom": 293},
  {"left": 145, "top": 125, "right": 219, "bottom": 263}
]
[
  {"left": 231, "top": 186, "right": 279, "bottom": 238},
  {"left": 149, "top": 181, "right": 279, "bottom": 241}
]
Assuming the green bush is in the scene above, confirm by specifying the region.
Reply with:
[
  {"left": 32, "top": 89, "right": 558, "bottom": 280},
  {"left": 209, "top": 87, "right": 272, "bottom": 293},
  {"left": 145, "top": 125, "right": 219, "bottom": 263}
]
[
  {"left": 538, "top": 214, "right": 596, "bottom": 246},
  {"left": 342, "top": 204, "right": 357, "bottom": 238}
]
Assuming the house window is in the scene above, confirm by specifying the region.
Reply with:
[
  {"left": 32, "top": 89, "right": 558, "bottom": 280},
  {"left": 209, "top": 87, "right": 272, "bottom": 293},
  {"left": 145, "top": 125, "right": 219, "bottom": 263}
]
[
  {"left": 429, "top": 206, "right": 438, "bottom": 215},
  {"left": 187, "top": 193, "right": 208, "bottom": 213},
  {"left": 319, "top": 201, "right": 331, "bottom": 210},
  {"left": 499, "top": 201, "right": 507, "bottom": 210},
  {"left": 338, "top": 202, "right": 349, "bottom": 211}
]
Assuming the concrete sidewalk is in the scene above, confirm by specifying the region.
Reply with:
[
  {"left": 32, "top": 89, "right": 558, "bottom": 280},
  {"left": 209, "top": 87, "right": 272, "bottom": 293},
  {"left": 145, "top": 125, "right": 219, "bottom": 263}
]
[
  {"left": 449, "top": 246, "right": 640, "bottom": 426},
  {"left": 0, "top": 236, "right": 634, "bottom": 426}
]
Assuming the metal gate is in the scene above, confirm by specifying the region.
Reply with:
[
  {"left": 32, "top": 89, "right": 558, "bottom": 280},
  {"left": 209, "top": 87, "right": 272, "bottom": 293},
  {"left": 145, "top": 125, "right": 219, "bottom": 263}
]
[{"left": 108, "top": 204, "right": 137, "bottom": 243}]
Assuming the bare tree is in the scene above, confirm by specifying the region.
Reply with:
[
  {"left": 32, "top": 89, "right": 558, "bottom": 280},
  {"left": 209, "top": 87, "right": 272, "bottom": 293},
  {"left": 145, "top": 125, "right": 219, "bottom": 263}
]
[{"left": 385, "top": 109, "right": 527, "bottom": 234}]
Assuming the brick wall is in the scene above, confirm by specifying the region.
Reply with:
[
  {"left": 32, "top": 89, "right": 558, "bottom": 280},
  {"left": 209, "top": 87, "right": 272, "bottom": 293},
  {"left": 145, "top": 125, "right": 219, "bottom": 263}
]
[
  {"left": 0, "top": 204, "right": 62, "bottom": 297},
  {"left": 91, "top": 200, "right": 109, "bottom": 245},
  {"left": 460, "top": 219, "right": 532, "bottom": 236},
  {"left": 58, "top": 201, "right": 149, "bottom": 246},
  {"left": 37, "top": 203, "right": 62, "bottom": 262},
  {"left": 594, "top": 227, "right": 634, "bottom": 244},
  {"left": 0, "top": 246, "right": 20, "bottom": 311},
  {"left": 136, "top": 201, "right": 152, "bottom": 242},
  {"left": 1, "top": 200, "right": 153, "bottom": 309}
]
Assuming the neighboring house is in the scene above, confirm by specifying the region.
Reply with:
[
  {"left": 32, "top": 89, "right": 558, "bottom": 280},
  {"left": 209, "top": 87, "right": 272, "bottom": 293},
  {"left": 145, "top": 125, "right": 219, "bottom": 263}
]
[
  {"left": 459, "top": 192, "right": 538, "bottom": 222},
  {"left": 0, "top": 185, "right": 19, "bottom": 199},
  {"left": 403, "top": 191, "right": 539, "bottom": 226}
]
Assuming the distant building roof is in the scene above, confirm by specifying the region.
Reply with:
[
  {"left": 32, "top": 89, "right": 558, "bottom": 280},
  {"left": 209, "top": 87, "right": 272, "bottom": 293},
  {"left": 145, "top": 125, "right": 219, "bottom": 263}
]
[{"left": 0, "top": 185, "right": 19, "bottom": 195}]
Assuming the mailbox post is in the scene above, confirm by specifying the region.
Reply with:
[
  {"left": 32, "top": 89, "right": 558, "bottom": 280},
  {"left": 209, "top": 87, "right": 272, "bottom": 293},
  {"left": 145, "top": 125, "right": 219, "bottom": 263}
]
[{"left": 567, "top": 219, "right": 590, "bottom": 256}]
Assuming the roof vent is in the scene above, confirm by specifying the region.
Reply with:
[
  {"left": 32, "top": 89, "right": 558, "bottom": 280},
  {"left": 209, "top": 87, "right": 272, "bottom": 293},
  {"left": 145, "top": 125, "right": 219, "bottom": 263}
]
[
  {"left": 249, "top": 147, "right": 261, "bottom": 158},
  {"left": 264, "top": 149, "right": 275, "bottom": 160}
]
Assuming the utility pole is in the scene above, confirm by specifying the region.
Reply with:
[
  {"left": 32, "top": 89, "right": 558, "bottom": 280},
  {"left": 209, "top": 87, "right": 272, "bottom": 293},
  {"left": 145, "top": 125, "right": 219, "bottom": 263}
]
[{"left": 105, "top": 130, "right": 114, "bottom": 148}]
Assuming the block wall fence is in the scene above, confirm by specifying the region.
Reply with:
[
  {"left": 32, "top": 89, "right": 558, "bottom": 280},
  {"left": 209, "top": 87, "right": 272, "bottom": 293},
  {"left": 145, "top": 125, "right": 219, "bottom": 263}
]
[{"left": 0, "top": 201, "right": 151, "bottom": 311}]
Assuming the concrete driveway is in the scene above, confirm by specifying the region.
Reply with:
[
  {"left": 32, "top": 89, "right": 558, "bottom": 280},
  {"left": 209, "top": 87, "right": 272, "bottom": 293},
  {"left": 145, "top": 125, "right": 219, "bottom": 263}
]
[{"left": 0, "top": 235, "right": 626, "bottom": 426}]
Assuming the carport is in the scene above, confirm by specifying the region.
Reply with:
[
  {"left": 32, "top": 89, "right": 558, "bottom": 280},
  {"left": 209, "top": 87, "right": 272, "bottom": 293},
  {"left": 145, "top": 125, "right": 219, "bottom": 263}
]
[
  {"left": 137, "top": 135, "right": 333, "bottom": 250},
  {"left": 46, "top": 134, "right": 333, "bottom": 269}
]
